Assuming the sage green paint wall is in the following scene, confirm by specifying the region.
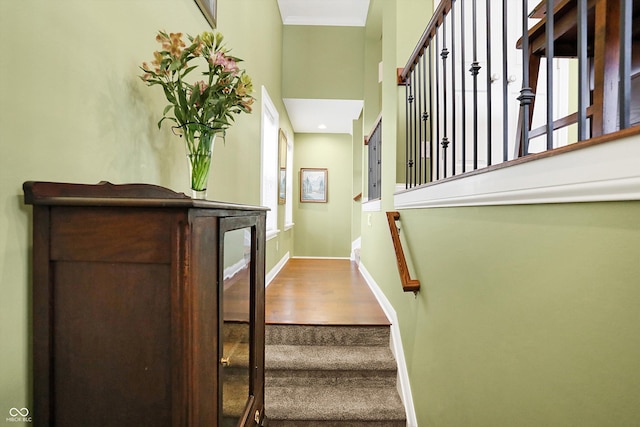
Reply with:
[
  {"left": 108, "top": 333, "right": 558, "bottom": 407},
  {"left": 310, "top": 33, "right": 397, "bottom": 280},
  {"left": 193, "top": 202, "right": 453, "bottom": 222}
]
[
  {"left": 0, "top": 0, "right": 290, "bottom": 417},
  {"left": 352, "top": 116, "right": 364, "bottom": 246},
  {"left": 282, "top": 25, "right": 365, "bottom": 100},
  {"left": 360, "top": 1, "right": 640, "bottom": 426},
  {"left": 293, "top": 134, "right": 352, "bottom": 257},
  {"left": 400, "top": 203, "right": 640, "bottom": 426}
]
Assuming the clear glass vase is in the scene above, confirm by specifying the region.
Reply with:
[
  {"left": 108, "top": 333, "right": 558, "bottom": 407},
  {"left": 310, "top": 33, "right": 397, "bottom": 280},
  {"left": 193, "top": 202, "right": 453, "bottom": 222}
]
[{"left": 183, "top": 127, "right": 218, "bottom": 199}]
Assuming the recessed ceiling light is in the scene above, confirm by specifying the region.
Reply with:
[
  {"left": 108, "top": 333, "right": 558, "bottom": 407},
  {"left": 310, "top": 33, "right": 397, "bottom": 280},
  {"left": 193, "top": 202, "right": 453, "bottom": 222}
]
[{"left": 318, "top": 124, "right": 327, "bottom": 129}]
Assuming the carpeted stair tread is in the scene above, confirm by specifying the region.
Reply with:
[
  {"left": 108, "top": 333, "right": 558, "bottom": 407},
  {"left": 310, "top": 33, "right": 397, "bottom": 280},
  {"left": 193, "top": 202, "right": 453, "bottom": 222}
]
[
  {"left": 265, "top": 385, "right": 406, "bottom": 422},
  {"left": 266, "top": 344, "right": 396, "bottom": 371},
  {"left": 266, "top": 324, "right": 390, "bottom": 347},
  {"left": 264, "top": 323, "right": 406, "bottom": 425}
]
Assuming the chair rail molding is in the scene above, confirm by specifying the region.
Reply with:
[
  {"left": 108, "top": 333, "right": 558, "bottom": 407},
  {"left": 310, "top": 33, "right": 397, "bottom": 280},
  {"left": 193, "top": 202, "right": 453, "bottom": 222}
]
[{"left": 395, "top": 133, "right": 640, "bottom": 209}]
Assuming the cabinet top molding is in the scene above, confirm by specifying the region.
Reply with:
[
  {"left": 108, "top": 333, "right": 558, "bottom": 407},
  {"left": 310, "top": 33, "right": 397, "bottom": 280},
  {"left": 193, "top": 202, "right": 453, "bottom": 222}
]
[{"left": 23, "top": 181, "right": 268, "bottom": 212}]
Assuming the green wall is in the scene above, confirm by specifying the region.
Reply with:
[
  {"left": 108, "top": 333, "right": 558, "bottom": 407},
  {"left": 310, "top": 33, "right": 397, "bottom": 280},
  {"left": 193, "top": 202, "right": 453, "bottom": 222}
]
[
  {"left": 293, "top": 133, "right": 353, "bottom": 257},
  {"left": 360, "top": 1, "right": 640, "bottom": 426},
  {"left": 394, "top": 203, "right": 640, "bottom": 426},
  {"left": 282, "top": 25, "right": 365, "bottom": 100},
  {"left": 0, "top": 0, "right": 292, "bottom": 418}
]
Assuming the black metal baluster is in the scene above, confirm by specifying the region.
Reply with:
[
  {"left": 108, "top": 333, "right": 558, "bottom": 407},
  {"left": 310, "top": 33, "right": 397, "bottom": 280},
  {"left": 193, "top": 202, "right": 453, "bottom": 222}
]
[
  {"left": 435, "top": 30, "right": 441, "bottom": 180},
  {"left": 460, "top": 0, "right": 467, "bottom": 172},
  {"left": 486, "top": 0, "right": 493, "bottom": 166},
  {"left": 412, "top": 68, "right": 418, "bottom": 186},
  {"left": 409, "top": 69, "right": 416, "bottom": 187},
  {"left": 470, "top": 0, "right": 481, "bottom": 170},
  {"left": 518, "top": 0, "right": 534, "bottom": 156},
  {"left": 545, "top": 0, "right": 554, "bottom": 150},
  {"left": 428, "top": 42, "right": 434, "bottom": 183},
  {"left": 422, "top": 49, "right": 429, "bottom": 185},
  {"left": 502, "top": 0, "right": 509, "bottom": 161},
  {"left": 416, "top": 59, "right": 424, "bottom": 185},
  {"left": 577, "top": 0, "right": 588, "bottom": 141},
  {"left": 442, "top": 14, "right": 450, "bottom": 178},
  {"left": 451, "top": 1, "right": 457, "bottom": 176},
  {"left": 620, "top": 0, "right": 632, "bottom": 130},
  {"left": 405, "top": 77, "right": 412, "bottom": 188}
]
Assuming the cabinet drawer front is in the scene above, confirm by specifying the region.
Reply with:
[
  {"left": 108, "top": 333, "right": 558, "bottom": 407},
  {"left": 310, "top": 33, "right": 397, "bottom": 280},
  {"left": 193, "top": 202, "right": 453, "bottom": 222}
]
[{"left": 51, "top": 207, "right": 179, "bottom": 263}]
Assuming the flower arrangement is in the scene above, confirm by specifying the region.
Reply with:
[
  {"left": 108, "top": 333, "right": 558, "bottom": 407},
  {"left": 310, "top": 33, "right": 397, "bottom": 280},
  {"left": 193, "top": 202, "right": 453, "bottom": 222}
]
[{"left": 139, "top": 30, "right": 254, "bottom": 196}]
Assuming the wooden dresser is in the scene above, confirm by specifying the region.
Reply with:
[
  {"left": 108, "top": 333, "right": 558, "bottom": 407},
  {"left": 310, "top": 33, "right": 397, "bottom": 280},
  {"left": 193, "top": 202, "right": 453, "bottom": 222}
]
[{"left": 23, "top": 181, "right": 267, "bottom": 427}]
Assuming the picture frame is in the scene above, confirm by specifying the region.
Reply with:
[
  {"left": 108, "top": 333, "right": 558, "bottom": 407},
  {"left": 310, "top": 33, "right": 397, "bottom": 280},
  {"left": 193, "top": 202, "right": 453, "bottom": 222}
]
[
  {"left": 194, "top": 0, "right": 217, "bottom": 28},
  {"left": 300, "top": 168, "right": 328, "bottom": 203},
  {"left": 278, "top": 129, "right": 287, "bottom": 204}
]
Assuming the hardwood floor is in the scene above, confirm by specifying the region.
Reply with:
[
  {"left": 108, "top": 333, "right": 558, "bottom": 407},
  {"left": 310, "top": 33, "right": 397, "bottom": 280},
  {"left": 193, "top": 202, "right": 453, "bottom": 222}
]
[{"left": 265, "top": 258, "right": 390, "bottom": 326}]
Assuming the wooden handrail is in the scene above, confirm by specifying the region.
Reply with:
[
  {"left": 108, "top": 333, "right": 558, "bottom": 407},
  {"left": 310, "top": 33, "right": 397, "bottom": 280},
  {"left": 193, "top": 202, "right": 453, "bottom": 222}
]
[
  {"left": 400, "top": 0, "right": 452, "bottom": 83},
  {"left": 386, "top": 211, "right": 420, "bottom": 293}
]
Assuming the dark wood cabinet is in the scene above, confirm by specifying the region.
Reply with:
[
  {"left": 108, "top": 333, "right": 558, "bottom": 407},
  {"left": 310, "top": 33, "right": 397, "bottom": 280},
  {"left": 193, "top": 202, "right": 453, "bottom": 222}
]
[{"left": 23, "top": 181, "right": 267, "bottom": 427}]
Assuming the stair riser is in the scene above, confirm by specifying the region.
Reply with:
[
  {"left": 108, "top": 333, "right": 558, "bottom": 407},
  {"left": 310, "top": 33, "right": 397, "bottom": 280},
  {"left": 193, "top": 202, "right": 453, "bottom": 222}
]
[
  {"left": 266, "top": 370, "right": 397, "bottom": 387},
  {"left": 266, "top": 325, "right": 390, "bottom": 347},
  {"left": 266, "top": 420, "right": 406, "bottom": 427}
]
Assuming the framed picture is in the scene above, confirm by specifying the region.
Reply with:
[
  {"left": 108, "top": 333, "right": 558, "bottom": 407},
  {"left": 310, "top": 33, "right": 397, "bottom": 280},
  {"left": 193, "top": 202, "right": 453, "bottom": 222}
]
[
  {"left": 278, "top": 130, "right": 287, "bottom": 204},
  {"left": 300, "top": 168, "right": 328, "bottom": 203},
  {"left": 194, "top": 0, "right": 217, "bottom": 28}
]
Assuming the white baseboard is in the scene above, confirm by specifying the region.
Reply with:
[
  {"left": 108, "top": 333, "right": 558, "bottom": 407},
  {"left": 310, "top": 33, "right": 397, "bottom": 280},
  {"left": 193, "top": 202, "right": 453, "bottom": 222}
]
[
  {"left": 224, "top": 257, "right": 248, "bottom": 281},
  {"left": 359, "top": 263, "right": 418, "bottom": 427},
  {"left": 266, "top": 251, "right": 290, "bottom": 287},
  {"left": 291, "top": 256, "right": 351, "bottom": 260}
]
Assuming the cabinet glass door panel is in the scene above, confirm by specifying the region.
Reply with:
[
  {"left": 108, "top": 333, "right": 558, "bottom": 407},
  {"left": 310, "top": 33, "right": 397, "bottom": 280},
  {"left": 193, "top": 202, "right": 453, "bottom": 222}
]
[{"left": 221, "top": 226, "right": 252, "bottom": 426}]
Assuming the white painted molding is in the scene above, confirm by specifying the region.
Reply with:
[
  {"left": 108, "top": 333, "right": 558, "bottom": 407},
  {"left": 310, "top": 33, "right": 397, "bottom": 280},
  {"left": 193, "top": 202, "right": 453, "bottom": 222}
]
[
  {"left": 224, "top": 258, "right": 248, "bottom": 281},
  {"left": 362, "top": 199, "right": 381, "bottom": 212},
  {"left": 358, "top": 263, "right": 418, "bottom": 427},
  {"left": 395, "top": 134, "right": 640, "bottom": 209},
  {"left": 291, "top": 256, "right": 351, "bottom": 260},
  {"left": 266, "top": 251, "right": 290, "bottom": 287}
]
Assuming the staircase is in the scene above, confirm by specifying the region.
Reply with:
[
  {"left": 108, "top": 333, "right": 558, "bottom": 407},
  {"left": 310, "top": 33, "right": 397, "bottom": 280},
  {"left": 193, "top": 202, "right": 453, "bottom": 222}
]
[{"left": 264, "top": 324, "right": 406, "bottom": 426}]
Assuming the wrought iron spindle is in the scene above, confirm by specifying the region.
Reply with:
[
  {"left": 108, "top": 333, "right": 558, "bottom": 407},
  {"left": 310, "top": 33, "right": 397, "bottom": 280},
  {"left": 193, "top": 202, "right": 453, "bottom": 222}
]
[
  {"left": 428, "top": 42, "right": 434, "bottom": 183},
  {"left": 451, "top": 1, "right": 457, "bottom": 176},
  {"left": 470, "top": 0, "right": 481, "bottom": 170},
  {"left": 545, "top": 0, "right": 554, "bottom": 150},
  {"left": 460, "top": 0, "right": 467, "bottom": 172},
  {"left": 405, "top": 77, "right": 412, "bottom": 188},
  {"left": 486, "top": 0, "right": 493, "bottom": 166},
  {"left": 411, "top": 64, "right": 420, "bottom": 186},
  {"left": 502, "top": 0, "right": 509, "bottom": 161},
  {"left": 442, "top": 15, "right": 450, "bottom": 178},
  {"left": 435, "top": 30, "right": 441, "bottom": 180},
  {"left": 518, "top": 0, "right": 534, "bottom": 156},
  {"left": 421, "top": 49, "right": 429, "bottom": 185}
]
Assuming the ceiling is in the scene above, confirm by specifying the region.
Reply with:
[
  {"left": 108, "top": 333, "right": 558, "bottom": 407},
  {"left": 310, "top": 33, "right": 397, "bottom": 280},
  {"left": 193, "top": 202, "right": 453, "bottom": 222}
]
[{"left": 277, "top": 0, "right": 371, "bottom": 134}]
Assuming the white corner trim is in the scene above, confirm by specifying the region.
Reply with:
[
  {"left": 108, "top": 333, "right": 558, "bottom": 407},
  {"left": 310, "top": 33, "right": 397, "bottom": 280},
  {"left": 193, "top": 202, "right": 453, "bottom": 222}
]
[
  {"left": 266, "top": 251, "right": 290, "bottom": 287},
  {"left": 362, "top": 199, "right": 381, "bottom": 212},
  {"left": 395, "top": 134, "right": 640, "bottom": 209},
  {"left": 284, "top": 222, "right": 295, "bottom": 231},
  {"left": 358, "top": 263, "right": 418, "bottom": 427}
]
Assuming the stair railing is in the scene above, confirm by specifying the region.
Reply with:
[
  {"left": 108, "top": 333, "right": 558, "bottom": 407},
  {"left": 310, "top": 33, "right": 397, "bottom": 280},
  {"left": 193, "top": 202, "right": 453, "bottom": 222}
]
[
  {"left": 399, "top": 0, "right": 638, "bottom": 188},
  {"left": 386, "top": 211, "right": 420, "bottom": 294}
]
